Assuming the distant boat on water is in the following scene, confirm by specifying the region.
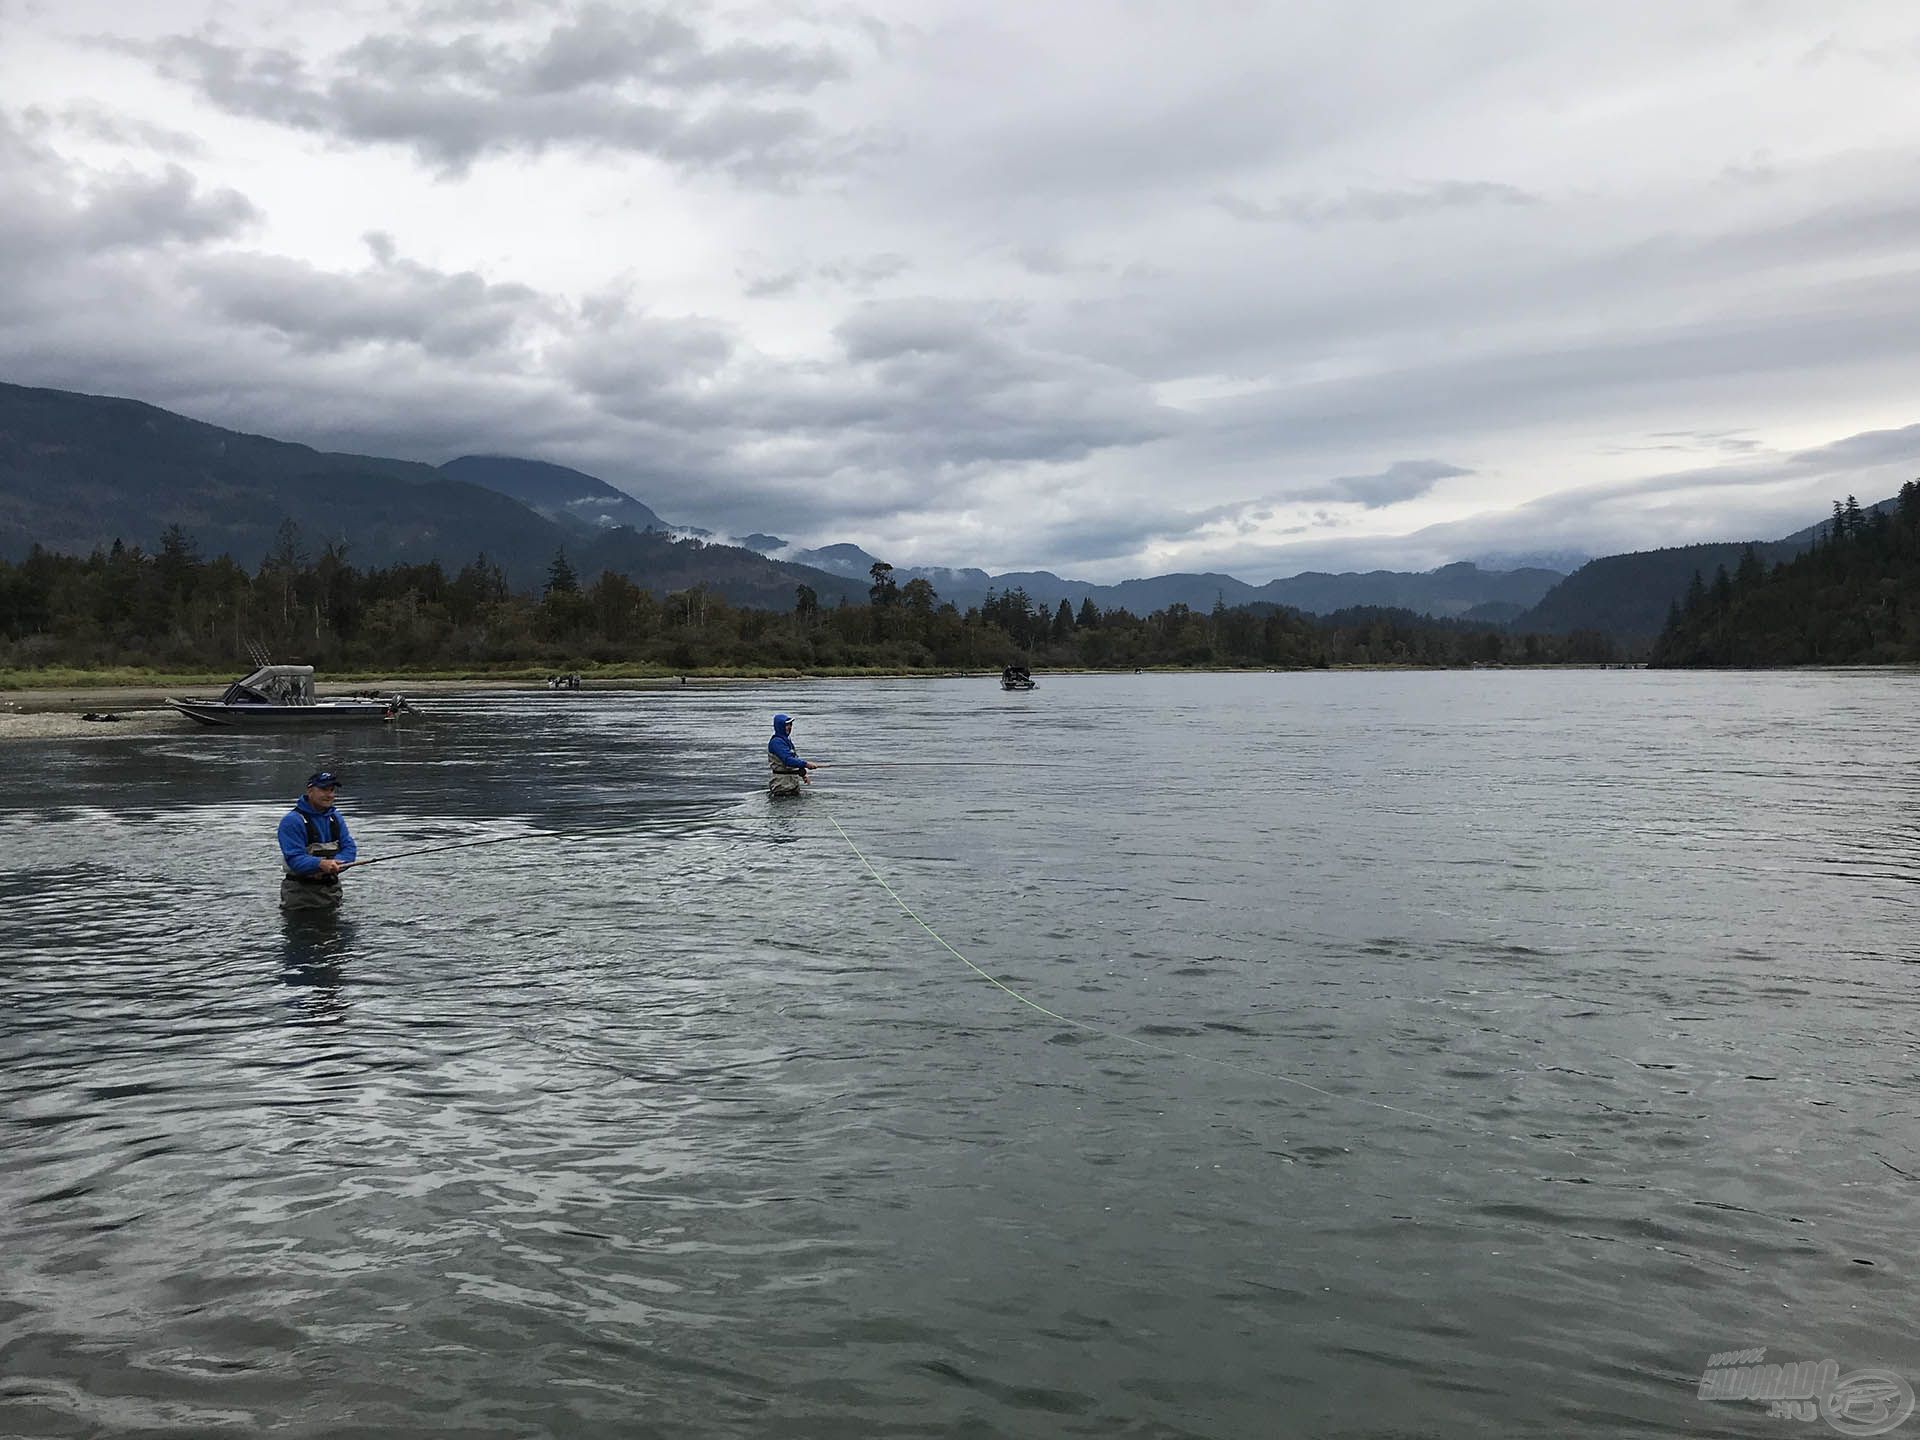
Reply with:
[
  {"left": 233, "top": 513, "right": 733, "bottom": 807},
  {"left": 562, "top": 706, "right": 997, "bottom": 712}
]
[
  {"left": 1000, "top": 664, "right": 1037, "bottom": 691},
  {"left": 168, "top": 665, "right": 408, "bottom": 728}
]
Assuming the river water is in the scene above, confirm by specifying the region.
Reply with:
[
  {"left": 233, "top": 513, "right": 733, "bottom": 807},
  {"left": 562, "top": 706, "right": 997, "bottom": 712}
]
[{"left": 2, "top": 671, "right": 1917, "bottom": 1439}]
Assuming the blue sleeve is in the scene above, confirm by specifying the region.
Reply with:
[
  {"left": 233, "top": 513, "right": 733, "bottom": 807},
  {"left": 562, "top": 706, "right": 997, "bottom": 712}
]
[
  {"left": 769, "top": 735, "right": 807, "bottom": 768},
  {"left": 334, "top": 812, "right": 357, "bottom": 865},
  {"left": 279, "top": 810, "right": 320, "bottom": 875}
]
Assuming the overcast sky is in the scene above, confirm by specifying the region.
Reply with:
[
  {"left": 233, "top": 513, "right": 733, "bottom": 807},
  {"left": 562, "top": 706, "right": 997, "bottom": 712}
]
[{"left": 3, "top": 0, "right": 1919, "bottom": 579}]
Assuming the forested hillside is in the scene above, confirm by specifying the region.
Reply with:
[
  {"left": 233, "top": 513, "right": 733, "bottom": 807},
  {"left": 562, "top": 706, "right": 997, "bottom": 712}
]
[
  {"left": 1651, "top": 488, "right": 1920, "bottom": 665},
  {"left": 0, "top": 537, "right": 1618, "bottom": 674},
  {"left": 1517, "top": 541, "right": 1802, "bottom": 638}
]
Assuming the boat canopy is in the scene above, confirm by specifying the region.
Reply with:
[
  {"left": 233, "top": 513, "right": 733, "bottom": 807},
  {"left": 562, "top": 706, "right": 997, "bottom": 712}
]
[{"left": 220, "top": 665, "right": 317, "bottom": 706}]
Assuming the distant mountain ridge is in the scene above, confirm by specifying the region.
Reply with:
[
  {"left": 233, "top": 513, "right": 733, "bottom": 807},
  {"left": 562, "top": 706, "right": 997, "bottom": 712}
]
[
  {"left": 1516, "top": 543, "right": 1801, "bottom": 638},
  {"left": 439, "top": 455, "right": 666, "bottom": 535},
  {"left": 0, "top": 382, "right": 866, "bottom": 608},
  {"left": 1514, "top": 495, "right": 1904, "bottom": 639},
  {"left": 0, "top": 382, "right": 544, "bottom": 573},
  {"left": 751, "top": 541, "right": 1563, "bottom": 619}
]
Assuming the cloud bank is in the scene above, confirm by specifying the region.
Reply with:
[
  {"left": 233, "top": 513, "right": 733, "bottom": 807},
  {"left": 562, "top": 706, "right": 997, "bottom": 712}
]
[{"left": 0, "top": 0, "right": 1916, "bottom": 580}]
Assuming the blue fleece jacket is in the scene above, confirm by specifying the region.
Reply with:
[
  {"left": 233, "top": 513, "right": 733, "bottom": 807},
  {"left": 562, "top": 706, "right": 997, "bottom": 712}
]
[
  {"left": 278, "top": 796, "right": 357, "bottom": 876},
  {"left": 768, "top": 715, "right": 808, "bottom": 771}
]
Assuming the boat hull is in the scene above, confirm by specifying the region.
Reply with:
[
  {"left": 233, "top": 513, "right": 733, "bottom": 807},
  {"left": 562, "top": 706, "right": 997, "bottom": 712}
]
[{"left": 167, "top": 699, "right": 398, "bottom": 728}]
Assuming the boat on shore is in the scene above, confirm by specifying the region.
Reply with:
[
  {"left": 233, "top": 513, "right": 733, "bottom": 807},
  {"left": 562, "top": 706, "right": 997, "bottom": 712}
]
[{"left": 168, "top": 665, "right": 409, "bottom": 728}]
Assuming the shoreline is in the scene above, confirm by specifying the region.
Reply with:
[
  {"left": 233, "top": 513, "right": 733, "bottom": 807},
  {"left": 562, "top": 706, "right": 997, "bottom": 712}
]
[
  {"left": 0, "top": 670, "right": 988, "bottom": 736},
  {"left": 0, "top": 661, "right": 1670, "bottom": 738},
  {"left": 0, "top": 669, "right": 982, "bottom": 713}
]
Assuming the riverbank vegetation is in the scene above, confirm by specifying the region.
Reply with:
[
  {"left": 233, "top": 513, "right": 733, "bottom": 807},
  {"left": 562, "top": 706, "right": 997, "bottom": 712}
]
[
  {"left": 1652, "top": 484, "right": 1920, "bottom": 666},
  {"left": 0, "top": 524, "right": 1623, "bottom": 678}
]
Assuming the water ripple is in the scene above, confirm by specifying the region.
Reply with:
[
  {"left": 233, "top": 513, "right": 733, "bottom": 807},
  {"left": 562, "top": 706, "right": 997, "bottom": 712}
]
[{"left": 2, "top": 672, "right": 1917, "bottom": 1437}]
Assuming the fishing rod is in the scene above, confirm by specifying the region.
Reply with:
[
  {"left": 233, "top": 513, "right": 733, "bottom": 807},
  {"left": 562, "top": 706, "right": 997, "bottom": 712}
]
[
  {"left": 813, "top": 760, "right": 1079, "bottom": 769},
  {"left": 343, "top": 833, "right": 562, "bottom": 869}
]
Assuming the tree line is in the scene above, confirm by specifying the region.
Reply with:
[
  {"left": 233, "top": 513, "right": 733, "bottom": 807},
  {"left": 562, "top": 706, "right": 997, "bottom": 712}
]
[
  {"left": 1651, "top": 483, "right": 1920, "bottom": 665},
  {"left": 0, "top": 522, "right": 1624, "bottom": 674}
]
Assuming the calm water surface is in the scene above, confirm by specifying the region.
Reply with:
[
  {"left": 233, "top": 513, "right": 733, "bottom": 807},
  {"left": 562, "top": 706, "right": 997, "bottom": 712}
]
[{"left": 3, "top": 671, "right": 1917, "bottom": 1438}]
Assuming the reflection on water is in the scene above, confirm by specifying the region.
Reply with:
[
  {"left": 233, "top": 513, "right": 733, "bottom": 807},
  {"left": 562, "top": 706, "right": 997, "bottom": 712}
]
[
  {"left": 279, "top": 911, "right": 353, "bottom": 1022},
  {"left": 1, "top": 671, "right": 1918, "bottom": 1439}
]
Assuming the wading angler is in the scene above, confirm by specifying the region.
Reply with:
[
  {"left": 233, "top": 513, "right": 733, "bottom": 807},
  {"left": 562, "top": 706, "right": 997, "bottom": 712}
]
[
  {"left": 278, "top": 771, "right": 356, "bottom": 911},
  {"left": 767, "top": 713, "right": 816, "bottom": 797}
]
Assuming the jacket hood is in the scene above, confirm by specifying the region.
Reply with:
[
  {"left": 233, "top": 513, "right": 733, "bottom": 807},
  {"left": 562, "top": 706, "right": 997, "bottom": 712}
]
[{"left": 772, "top": 713, "right": 792, "bottom": 735}]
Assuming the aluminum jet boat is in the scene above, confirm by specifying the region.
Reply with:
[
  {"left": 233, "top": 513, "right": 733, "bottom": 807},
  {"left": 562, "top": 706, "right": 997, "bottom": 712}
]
[{"left": 168, "top": 665, "right": 408, "bottom": 727}]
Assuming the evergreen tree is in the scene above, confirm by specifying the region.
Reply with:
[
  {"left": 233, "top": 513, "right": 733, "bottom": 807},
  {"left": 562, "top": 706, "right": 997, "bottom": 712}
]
[
  {"left": 545, "top": 550, "right": 579, "bottom": 596},
  {"left": 1683, "top": 569, "right": 1708, "bottom": 615},
  {"left": 156, "top": 525, "right": 198, "bottom": 596},
  {"left": 901, "top": 577, "right": 938, "bottom": 626}
]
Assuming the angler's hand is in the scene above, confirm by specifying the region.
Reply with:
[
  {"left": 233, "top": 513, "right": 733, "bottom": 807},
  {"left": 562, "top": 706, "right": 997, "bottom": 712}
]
[{"left": 317, "top": 858, "right": 344, "bottom": 875}]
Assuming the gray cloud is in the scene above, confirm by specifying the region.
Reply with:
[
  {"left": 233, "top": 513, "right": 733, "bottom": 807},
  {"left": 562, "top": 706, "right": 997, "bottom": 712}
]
[
  {"left": 24, "top": 102, "right": 207, "bottom": 157},
  {"left": 0, "top": 113, "right": 256, "bottom": 268},
  {"left": 0, "top": 102, "right": 1173, "bottom": 540},
  {"left": 558, "top": 293, "right": 737, "bottom": 401},
  {"left": 1308, "top": 459, "right": 1471, "bottom": 508},
  {"left": 578, "top": 301, "right": 1179, "bottom": 531},
  {"left": 1603, "top": 430, "right": 1764, "bottom": 457},
  {"left": 128, "top": 5, "right": 864, "bottom": 179},
  {"left": 6, "top": 3, "right": 1920, "bottom": 581},
  {"left": 741, "top": 251, "right": 908, "bottom": 298},
  {"left": 741, "top": 269, "right": 802, "bottom": 298},
  {"left": 1178, "top": 424, "right": 1920, "bottom": 580},
  {"left": 72, "top": 165, "right": 257, "bottom": 249},
  {"left": 1788, "top": 420, "right": 1920, "bottom": 470},
  {"left": 1215, "top": 180, "right": 1537, "bottom": 226},
  {"left": 995, "top": 459, "right": 1470, "bottom": 571},
  {"left": 182, "top": 241, "right": 555, "bottom": 358},
  {"left": 821, "top": 252, "right": 909, "bottom": 288},
  {"left": 1138, "top": 256, "right": 1920, "bottom": 482}
]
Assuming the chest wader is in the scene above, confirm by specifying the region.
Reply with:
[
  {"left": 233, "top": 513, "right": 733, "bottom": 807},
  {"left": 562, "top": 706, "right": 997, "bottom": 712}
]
[
  {"left": 768, "top": 754, "right": 805, "bottom": 797},
  {"left": 281, "top": 811, "right": 345, "bottom": 912}
]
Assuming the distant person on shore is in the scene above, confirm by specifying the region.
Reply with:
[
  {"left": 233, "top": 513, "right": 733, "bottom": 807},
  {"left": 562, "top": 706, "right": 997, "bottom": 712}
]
[
  {"left": 279, "top": 771, "right": 357, "bottom": 911},
  {"left": 767, "top": 714, "right": 816, "bottom": 797}
]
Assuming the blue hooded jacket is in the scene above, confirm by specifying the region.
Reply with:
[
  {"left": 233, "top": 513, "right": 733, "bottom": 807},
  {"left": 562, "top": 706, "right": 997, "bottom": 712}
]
[
  {"left": 768, "top": 713, "right": 808, "bottom": 772},
  {"left": 278, "top": 795, "right": 357, "bottom": 876}
]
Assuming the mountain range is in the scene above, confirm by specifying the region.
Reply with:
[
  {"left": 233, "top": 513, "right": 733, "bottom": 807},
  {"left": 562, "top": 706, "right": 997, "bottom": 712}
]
[
  {"left": 437, "top": 455, "right": 667, "bottom": 535},
  {"left": 761, "top": 540, "right": 1562, "bottom": 619},
  {"left": 0, "top": 379, "right": 1893, "bottom": 636},
  {"left": 0, "top": 383, "right": 867, "bottom": 609}
]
